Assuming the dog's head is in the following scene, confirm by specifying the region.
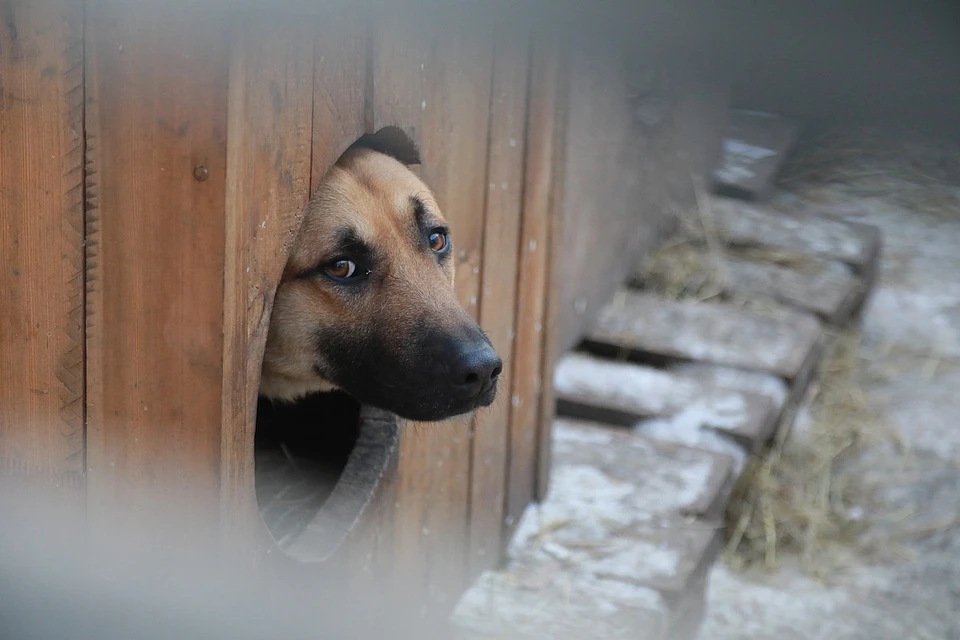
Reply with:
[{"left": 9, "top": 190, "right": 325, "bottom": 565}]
[{"left": 260, "top": 130, "right": 502, "bottom": 422}]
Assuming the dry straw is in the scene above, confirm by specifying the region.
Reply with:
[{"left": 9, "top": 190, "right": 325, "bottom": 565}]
[
  {"left": 777, "top": 128, "right": 960, "bottom": 220},
  {"left": 722, "top": 330, "right": 898, "bottom": 577}
]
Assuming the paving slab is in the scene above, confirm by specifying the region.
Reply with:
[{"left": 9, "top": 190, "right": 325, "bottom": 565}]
[
  {"left": 555, "top": 352, "right": 779, "bottom": 451},
  {"left": 586, "top": 289, "right": 823, "bottom": 380},
  {"left": 712, "top": 110, "right": 799, "bottom": 201}
]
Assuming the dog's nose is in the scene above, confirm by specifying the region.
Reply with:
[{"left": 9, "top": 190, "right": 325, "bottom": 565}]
[{"left": 450, "top": 343, "right": 503, "bottom": 396}]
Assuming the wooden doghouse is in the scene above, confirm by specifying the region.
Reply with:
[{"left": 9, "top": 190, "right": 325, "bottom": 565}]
[{"left": 0, "top": 0, "right": 729, "bottom": 624}]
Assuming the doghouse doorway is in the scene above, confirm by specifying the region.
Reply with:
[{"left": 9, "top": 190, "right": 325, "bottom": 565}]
[
  {"left": 255, "top": 391, "right": 361, "bottom": 549},
  {"left": 253, "top": 392, "right": 400, "bottom": 562}
]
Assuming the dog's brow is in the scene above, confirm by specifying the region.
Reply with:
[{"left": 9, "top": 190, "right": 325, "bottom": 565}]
[
  {"left": 332, "top": 227, "right": 372, "bottom": 260},
  {"left": 411, "top": 196, "right": 430, "bottom": 228}
]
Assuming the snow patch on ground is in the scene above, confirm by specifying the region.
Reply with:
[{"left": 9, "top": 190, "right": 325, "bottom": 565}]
[{"left": 701, "top": 136, "right": 960, "bottom": 640}]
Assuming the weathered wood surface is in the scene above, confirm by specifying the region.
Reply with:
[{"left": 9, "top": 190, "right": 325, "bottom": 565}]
[
  {"left": 713, "top": 109, "right": 799, "bottom": 201},
  {"left": 708, "top": 196, "right": 882, "bottom": 277},
  {"left": 84, "top": 0, "right": 230, "bottom": 548},
  {"left": 452, "top": 419, "right": 731, "bottom": 640},
  {"left": 0, "top": 0, "right": 85, "bottom": 488},
  {"left": 555, "top": 47, "right": 731, "bottom": 354},
  {"left": 554, "top": 353, "right": 779, "bottom": 450},
  {"left": 220, "top": 10, "right": 318, "bottom": 559},
  {"left": 587, "top": 289, "right": 823, "bottom": 380},
  {"left": 362, "top": 4, "right": 496, "bottom": 616},
  {"left": 507, "top": 38, "right": 563, "bottom": 527},
  {"left": 467, "top": 26, "right": 529, "bottom": 579},
  {"left": 668, "top": 363, "right": 790, "bottom": 411},
  {"left": 310, "top": 6, "right": 368, "bottom": 193},
  {"left": 0, "top": 1, "right": 737, "bottom": 622},
  {"left": 534, "top": 37, "right": 567, "bottom": 505},
  {"left": 522, "top": 421, "right": 728, "bottom": 595},
  {"left": 454, "top": 566, "right": 670, "bottom": 640},
  {"left": 721, "top": 256, "right": 863, "bottom": 325}
]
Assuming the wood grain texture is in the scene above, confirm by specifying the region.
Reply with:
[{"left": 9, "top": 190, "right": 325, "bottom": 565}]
[
  {"left": 534, "top": 38, "right": 567, "bottom": 504},
  {"left": 84, "top": 0, "right": 229, "bottom": 548},
  {"left": 554, "top": 50, "right": 731, "bottom": 353},
  {"left": 553, "top": 46, "right": 650, "bottom": 353},
  {"left": 505, "top": 37, "right": 560, "bottom": 532},
  {"left": 220, "top": 9, "right": 317, "bottom": 559},
  {"left": 555, "top": 352, "right": 779, "bottom": 451},
  {"left": 0, "top": 0, "right": 85, "bottom": 487},
  {"left": 366, "top": 3, "right": 495, "bottom": 616},
  {"left": 587, "top": 290, "right": 824, "bottom": 380},
  {"left": 466, "top": 26, "right": 529, "bottom": 578},
  {"left": 310, "top": 4, "right": 367, "bottom": 193}
]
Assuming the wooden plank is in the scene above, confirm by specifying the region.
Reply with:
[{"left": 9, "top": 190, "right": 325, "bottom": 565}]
[
  {"left": 0, "top": 0, "right": 84, "bottom": 487},
  {"left": 551, "top": 420, "right": 735, "bottom": 522},
  {"left": 310, "top": 5, "right": 367, "bottom": 193},
  {"left": 488, "top": 420, "right": 723, "bottom": 608},
  {"left": 534, "top": 37, "right": 567, "bottom": 505},
  {"left": 453, "top": 567, "right": 670, "bottom": 640},
  {"left": 721, "top": 256, "right": 864, "bottom": 325},
  {"left": 546, "top": 421, "right": 726, "bottom": 597},
  {"left": 554, "top": 51, "right": 730, "bottom": 355},
  {"left": 454, "top": 418, "right": 734, "bottom": 640},
  {"left": 712, "top": 109, "right": 799, "bottom": 201},
  {"left": 466, "top": 27, "right": 529, "bottom": 578},
  {"left": 587, "top": 290, "right": 823, "bottom": 380},
  {"left": 554, "top": 353, "right": 779, "bottom": 451},
  {"left": 220, "top": 10, "right": 316, "bottom": 559},
  {"left": 84, "top": 0, "right": 229, "bottom": 549},
  {"left": 505, "top": 38, "right": 557, "bottom": 532},
  {"left": 668, "top": 363, "right": 790, "bottom": 413},
  {"left": 367, "top": 4, "right": 495, "bottom": 616},
  {"left": 552, "top": 45, "right": 651, "bottom": 354},
  {"left": 708, "top": 196, "right": 882, "bottom": 273}
]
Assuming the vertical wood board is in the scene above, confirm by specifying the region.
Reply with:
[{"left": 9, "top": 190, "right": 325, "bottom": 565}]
[
  {"left": 367, "top": 4, "right": 495, "bottom": 616},
  {"left": 505, "top": 37, "right": 559, "bottom": 531},
  {"left": 0, "top": 0, "right": 85, "bottom": 487},
  {"left": 467, "top": 26, "right": 530, "bottom": 578},
  {"left": 84, "top": 0, "right": 229, "bottom": 548},
  {"left": 220, "top": 10, "right": 317, "bottom": 558}
]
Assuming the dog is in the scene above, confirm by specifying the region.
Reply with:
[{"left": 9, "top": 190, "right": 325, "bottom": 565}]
[{"left": 258, "top": 128, "right": 502, "bottom": 422}]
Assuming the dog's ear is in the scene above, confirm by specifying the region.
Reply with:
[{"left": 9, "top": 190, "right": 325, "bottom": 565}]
[{"left": 350, "top": 126, "right": 421, "bottom": 166}]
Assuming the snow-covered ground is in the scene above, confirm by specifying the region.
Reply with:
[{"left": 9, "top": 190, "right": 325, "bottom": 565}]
[{"left": 699, "top": 135, "right": 960, "bottom": 640}]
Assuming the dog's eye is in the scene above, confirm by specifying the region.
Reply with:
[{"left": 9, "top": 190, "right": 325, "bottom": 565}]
[
  {"left": 429, "top": 230, "right": 449, "bottom": 254},
  {"left": 324, "top": 259, "right": 357, "bottom": 280}
]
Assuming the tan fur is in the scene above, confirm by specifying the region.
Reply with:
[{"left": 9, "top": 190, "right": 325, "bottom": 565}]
[{"left": 260, "top": 147, "right": 472, "bottom": 403}]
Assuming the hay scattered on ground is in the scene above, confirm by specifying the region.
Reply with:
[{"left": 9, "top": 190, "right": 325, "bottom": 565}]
[
  {"left": 777, "top": 128, "right": 960, "bottom": 220},
  {"left": 631, "top": 196, "right": 897, "bottom": 577},
  {"left": 630, "top": 130, "right": 960, "bottom": 578},
  {"left": 721, "top": 330, "right": 902, "bottom": 578},
  {"left": 636, "top": 237, "right": 826, "bottom": 306}
]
